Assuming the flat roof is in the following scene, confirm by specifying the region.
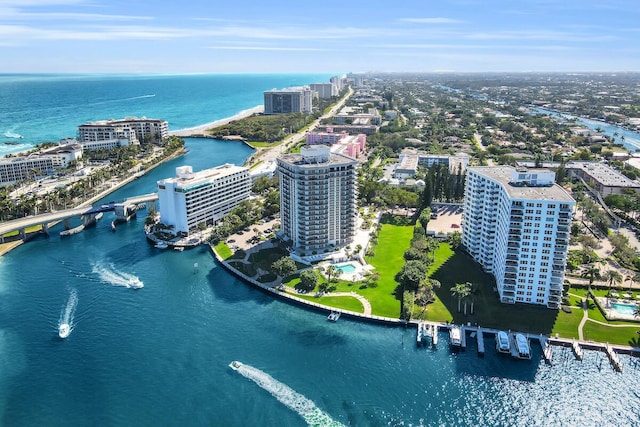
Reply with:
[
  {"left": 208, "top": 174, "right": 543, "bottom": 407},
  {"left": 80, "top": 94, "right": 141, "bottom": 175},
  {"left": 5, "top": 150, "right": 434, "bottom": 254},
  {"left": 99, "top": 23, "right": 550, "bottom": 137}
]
[
  {"left": 277, "top": 151, "right": 356, "bottom": 168},
  {"left": 159, "top": 164, "right": 247, "bottom": 188},
  {"left": 567, "top": 161, "right": 640, "bottom": 188},
  {"left": 469, "top": 166, "right": 575, "bottom": 202}
]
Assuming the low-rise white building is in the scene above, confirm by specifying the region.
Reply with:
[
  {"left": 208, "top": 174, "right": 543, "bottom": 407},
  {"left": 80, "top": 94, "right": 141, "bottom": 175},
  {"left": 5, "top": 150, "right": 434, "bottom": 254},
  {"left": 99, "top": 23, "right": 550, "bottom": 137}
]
[
  {"left": 78, "top": 117, "right": 168, "bottom": 146},
  {"left": 0, "top": 143, "right": 82, "bottom": 186},
  {"left": 157, "top": 164, "right": 250, "bottom": 235}
]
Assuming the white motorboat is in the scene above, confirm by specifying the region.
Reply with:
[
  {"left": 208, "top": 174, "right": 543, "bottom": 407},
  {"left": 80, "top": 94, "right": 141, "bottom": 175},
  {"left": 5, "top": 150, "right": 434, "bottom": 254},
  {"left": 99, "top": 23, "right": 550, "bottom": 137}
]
[
  {"left": 495, "top": 331, "right": 511, "bottom": 354},
  {"left": 514, "top": 333, "right": 531, "bottom": 359},
  {"left": 449, "top": 326, "right": 462, "bottom": 347},
  {"left": 229, "top": 361, "right": 243, "bottom": 371},
  {"left": 59, "top": 323, "right": 70, "bottom": 339},
  {"left": 327, "top": 311, "right": 341, "bottom": 321},
  {"left": 155, "top": 241, "right": 168, "bottom": 249},
  {"left": 128, "top": 278, "right": 144, "bottom": 289}
]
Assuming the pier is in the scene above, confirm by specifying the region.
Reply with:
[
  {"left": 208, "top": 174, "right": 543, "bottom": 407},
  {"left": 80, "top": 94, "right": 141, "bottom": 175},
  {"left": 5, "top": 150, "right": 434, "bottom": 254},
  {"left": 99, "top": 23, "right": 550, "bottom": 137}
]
[
  {"left": 540, "top": 335, "right": 553, "bottom": 364},
  {"left": 572, "top": 341, "right": 583, "bottom": 361},
  {"left": 476, "top": 328, "right": 485, "bottom": 356},
  {"left": 606, "top": 345, "right": 622, "bottom": 372}
]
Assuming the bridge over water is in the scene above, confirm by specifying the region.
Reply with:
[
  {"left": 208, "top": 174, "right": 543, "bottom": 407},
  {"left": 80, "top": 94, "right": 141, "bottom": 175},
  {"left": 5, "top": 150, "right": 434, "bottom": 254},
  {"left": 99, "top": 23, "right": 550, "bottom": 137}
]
[{"left": 0, "top": 193, "right": 158, "bottom": 243}]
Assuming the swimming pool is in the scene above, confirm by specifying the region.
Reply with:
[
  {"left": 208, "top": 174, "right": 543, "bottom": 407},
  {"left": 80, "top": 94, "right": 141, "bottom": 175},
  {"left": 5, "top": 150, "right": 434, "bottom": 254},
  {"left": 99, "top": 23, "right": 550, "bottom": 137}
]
[
  {"left": 334, "top": 263, "right": 357, "bottom": 273},
  {"left": 610, "top": 302, "right": 638, "bottom": 316}
]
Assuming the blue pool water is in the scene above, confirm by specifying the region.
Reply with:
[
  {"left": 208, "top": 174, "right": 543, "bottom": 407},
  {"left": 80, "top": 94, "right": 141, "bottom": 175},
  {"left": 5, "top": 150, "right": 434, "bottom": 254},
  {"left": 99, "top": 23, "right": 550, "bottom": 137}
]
[
  {"left": 610, "top": 302, "right": 638, "bottom": 316},
  {"left": 334, "top": 263, "right": 357, "bottom": 273}
]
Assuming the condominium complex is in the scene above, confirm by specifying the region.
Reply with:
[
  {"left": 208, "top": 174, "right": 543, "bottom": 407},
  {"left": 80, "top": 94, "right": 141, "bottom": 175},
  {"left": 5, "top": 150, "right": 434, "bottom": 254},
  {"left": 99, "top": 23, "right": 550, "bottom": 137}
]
[
  {"left": 277, "top": 145, "right": 357, "bottom": 252},
  {"left": 310, "top": 83, "right": 338, "bottom": 99},
  {"left": 263, "top": 87, "right": 313, "bottom": 114},
  {"left": 0, "top": 143, "right": 82, "bottom": 186},
  {"left": 157, "top": 164, "right": 250, "bottom": 235},
  {"left": 306, "top": 131, "right": 367, "bottom": 158},
  {"left": 78, "top": 117, "right": 168, "bottom": 147},
  {"left": 462, "top": 166, "right": 575, "bottom": 309},
  {"left": 395, "top": 149, "right": 470, "bottom": 179}
]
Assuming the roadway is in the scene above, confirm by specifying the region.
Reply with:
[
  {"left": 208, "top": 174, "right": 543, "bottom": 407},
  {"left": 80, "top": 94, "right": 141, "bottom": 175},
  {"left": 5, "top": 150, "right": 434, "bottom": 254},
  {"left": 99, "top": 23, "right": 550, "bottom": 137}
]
[
  {"left": 248, "top": 86, "right": 354, "bottom": 166},
  {"left": 0, "top": 193, "right": 159, "bottom": 238}
]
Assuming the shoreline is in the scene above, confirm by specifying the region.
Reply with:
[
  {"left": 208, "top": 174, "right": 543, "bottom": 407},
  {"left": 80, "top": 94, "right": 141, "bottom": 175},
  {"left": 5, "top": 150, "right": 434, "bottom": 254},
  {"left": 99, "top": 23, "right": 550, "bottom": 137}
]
[
  {"left": 168, "top": 105, "right": 264, "bottom": 137},
  {"left": 0, "top": 147, "right": 186, "bottom": 257}
]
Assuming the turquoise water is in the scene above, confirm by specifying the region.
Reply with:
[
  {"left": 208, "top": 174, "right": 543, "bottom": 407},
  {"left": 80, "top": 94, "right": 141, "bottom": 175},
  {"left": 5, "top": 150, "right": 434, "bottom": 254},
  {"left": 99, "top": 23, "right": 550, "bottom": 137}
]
[
  {"left": 530, "top": 106, "right": 640, "bottom": 152},
  {"left": 611, "top": 302, "right": 638, "bottom": 316},
  {"left": 0, "top": 73, "right": 332, "bottom": 156},
  {"left": 0, "top": 75, "right": 639, "bottom": 425},
  {"left": 335, "top": 263, "right": 357, "bottom": 274}
]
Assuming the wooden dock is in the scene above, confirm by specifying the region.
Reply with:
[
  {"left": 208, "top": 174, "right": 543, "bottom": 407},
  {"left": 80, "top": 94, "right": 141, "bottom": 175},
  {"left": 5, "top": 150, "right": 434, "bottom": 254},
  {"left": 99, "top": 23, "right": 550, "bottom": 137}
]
[
  {"left": 476, "top": 328, "right": 485, "bottom": 356},
  {"left": 540, "top": 335, "right": 553, "bottom": 364},
  {"left": 606, "top": 344, "right": 622, "bottom": 372},
  {"left": 572, "top": 341, "right": 583, "bottom": 361},
  {"left": 460, "top": 326, "right": 467, "bottom": 349}
]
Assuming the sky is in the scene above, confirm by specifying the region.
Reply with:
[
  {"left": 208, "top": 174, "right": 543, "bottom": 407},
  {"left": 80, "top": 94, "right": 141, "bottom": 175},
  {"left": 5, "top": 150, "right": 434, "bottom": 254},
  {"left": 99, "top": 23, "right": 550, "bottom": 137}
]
[{"left": 1, "top": 0, "right": 639, "bottom": 74}]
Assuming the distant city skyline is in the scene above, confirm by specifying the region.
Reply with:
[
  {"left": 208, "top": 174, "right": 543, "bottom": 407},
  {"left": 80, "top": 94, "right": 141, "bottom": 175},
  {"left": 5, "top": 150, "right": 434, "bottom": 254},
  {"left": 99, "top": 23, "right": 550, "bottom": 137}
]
[{"left": 1, "top": 0, "right": 639, "bottom": 74}]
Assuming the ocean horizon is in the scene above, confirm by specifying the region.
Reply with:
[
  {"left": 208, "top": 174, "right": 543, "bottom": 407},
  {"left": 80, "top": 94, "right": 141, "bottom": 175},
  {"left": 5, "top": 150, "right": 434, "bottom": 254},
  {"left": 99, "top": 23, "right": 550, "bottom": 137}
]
[
  {"left": 1, "top": 75, "right": 639, "bottom": 426},
  {"left": 0, "top": 73, "right": 333, "bottom": 156}
]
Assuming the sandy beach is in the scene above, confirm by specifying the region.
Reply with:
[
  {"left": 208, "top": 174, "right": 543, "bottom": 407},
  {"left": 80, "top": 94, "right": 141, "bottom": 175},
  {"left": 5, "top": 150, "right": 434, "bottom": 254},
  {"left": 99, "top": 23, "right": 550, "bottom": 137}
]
[{"left": 169, "top": 105, "right": 264, "bottom": 137}]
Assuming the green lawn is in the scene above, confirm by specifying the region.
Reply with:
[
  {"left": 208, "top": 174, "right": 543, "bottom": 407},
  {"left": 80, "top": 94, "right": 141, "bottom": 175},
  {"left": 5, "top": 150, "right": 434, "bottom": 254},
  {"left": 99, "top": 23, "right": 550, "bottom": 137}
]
[
  {"left": 426, "top": 249, "right": 560, "bottom": 333},
  {"left": 291, "top": 294, "right": 365, "bottom": 313},
  {"left": 583, "top": 321, "right": 640, "bottom": 346},
  {"left": 213, "top": 242, "right": 232, "bottom": 260},
  {"left": 247, "top": 141, "right": 278, "bottom": 148},
  {"left": 228, "top": 261, "right": 257, "bottom": 277},
  {"left": 248, "top": 247, "right": 289, "bottom": 270},
  {"left": 364, "top": 223, "right": 415, "bottom": 317}
]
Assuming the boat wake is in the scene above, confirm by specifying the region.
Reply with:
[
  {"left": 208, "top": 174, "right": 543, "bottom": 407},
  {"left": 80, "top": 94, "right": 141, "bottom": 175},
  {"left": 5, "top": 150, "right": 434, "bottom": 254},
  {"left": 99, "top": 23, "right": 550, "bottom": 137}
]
[
  {"left": 229, "top": 361, "right": 344, "bottom": 426},
  {"left": 92, "top": 262, "right": 144, "bottom": 289},
  {"left": 3, "top": 131, "right": 23, "bottom": 139},
  {"left": 58, "top": 289, "right": 78, "bottom": 338}
]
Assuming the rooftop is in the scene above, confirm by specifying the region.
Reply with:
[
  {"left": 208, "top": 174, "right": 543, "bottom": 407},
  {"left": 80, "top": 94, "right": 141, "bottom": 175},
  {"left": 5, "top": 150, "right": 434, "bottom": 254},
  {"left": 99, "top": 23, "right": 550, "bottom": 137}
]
[
  {"left": 469, "top": 166, "right": 575, "bottom": 202},
  {"left": 567, "top": 161, "right": 640, "bottom": 188}
]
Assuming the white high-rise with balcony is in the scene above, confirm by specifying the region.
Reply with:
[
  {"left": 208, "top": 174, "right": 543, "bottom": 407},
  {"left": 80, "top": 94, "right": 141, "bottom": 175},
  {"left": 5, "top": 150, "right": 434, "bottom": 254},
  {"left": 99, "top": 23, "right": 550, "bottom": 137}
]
[
  {"left": 462, "top": 166, "right": 575, "bottom": 309},
  {"left": 157, "top": 164, "right": 250, "bottom": 235},
  {"left": 277, "top": 146, "right": 357, "bottom": 253}
]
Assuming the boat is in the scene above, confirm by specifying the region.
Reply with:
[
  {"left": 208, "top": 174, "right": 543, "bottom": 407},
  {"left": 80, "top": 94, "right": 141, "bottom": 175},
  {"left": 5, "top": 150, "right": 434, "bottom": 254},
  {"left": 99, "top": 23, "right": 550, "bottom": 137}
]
[
  {"left": 58, "top": 323, "right": 70, "bottom": 339},
  {"left": 128, "top": 278, "right": 144, "bottom": 289},
  {"left": 449, "top": 325, "right": 462, "bottom": 347},
  {"left": 155, "top": 241, "right": 168, "bottom": 249},
  {"left": 327, "top": 311, "right": 341, "bottom": 321},
  {"left": 95, "top": 212, "right": 104, "bottom": 220},
  {"left": 173, "top": 246, "right": 184, "bottom": 252},
  {"left": 495, "top": 331, "right": 511, "bottom": 354},
  {"left": 229, "top": 360, "right": 243, "bottom": 371},
  {"left": 514, "top": 333, "right": 531, "bottom": 359}
]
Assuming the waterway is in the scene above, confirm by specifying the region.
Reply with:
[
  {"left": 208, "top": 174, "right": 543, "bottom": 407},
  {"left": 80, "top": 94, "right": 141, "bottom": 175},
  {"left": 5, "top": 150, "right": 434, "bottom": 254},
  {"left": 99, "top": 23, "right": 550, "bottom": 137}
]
[
  {"left": 530, "top": 106, "right": 640, "bottom": 152},
  {"left": 1, "top": 137, "right": 639, "bottom": 426}
]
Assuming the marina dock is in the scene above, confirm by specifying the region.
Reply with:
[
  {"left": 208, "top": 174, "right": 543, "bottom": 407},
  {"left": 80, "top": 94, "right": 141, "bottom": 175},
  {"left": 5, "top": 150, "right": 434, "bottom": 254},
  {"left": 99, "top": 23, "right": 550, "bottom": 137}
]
[
  {"left": 572, "top": 341, "right": 583, "bottom": 361},
  {"left": 476, "top": 328, "right": 485, "bottom": 356},
  {"left": 540, "top": 335, "right": 553, "bottom": 364},
  {"left": 606, "top": 345, "right": 622, "bottom": 372}
]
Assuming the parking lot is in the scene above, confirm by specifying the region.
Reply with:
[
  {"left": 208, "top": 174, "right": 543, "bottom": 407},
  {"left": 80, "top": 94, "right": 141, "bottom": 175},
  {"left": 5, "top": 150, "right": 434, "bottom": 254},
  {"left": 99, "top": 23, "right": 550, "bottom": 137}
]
[
  {"left": 226, "top": 217, "right": 280, "bottom": 251},
  {"left": 426, "top": 203, "right": 463, "bottom": 236}
]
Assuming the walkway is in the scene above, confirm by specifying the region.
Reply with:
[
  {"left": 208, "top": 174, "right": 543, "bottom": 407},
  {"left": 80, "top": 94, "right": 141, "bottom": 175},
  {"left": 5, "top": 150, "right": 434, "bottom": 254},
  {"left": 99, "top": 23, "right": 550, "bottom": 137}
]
[{"left": 577, "top": 299, "right": 588, "bottom": 341}]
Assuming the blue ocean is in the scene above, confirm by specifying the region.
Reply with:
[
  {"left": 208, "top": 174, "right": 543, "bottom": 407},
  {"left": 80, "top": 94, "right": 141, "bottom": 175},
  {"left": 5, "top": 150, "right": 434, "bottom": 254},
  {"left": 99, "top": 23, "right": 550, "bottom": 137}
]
[{"left": 0, "top": 75, "right": 639, "bottom": 426}]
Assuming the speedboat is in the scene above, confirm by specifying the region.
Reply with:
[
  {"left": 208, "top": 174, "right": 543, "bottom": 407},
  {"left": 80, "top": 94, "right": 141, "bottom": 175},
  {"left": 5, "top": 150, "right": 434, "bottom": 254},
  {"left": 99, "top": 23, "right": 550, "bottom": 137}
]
[
  {"left": 59, "top": 323, "right": 70, "bottom": 339},
  {"left": 128, "top": 278, "right": 144, "bottom": 289},
  {"left": 229, "top": 361, "right": 243, "bottom": 371},
  {"left": 155, "top": 241, "right": 168, "bottom": 249},
  {"left": 327, "top": 311, "right": 341, "bottom": 321},
  {"left": 514, "top": 333, "right": 531, "bottom": 359},
  {"left": 495, "top": 331, "right": 510, "bottom": 354},
  {"left": 449, "top": 325, "right": 462, "bottom": 347}
]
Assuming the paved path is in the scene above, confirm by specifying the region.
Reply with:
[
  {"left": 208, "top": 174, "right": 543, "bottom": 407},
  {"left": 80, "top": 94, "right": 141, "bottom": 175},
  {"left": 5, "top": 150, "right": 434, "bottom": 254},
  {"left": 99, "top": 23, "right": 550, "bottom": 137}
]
[{"left": 577, "top": 299, "right": 588, "bottom": 341}]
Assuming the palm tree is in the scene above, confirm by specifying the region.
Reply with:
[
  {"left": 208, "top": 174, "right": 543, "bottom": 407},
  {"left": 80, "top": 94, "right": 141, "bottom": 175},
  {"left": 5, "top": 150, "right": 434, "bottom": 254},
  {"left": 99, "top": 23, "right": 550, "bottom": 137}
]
[
  {"left": 451, "top": 283, "right": 471, "bottom": 313},
  {"left": 581, "top": 264, "right": 601, "bottom": 292},
  {"left": 604, "top": 270, "right": 623, "bottom": 296}
]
